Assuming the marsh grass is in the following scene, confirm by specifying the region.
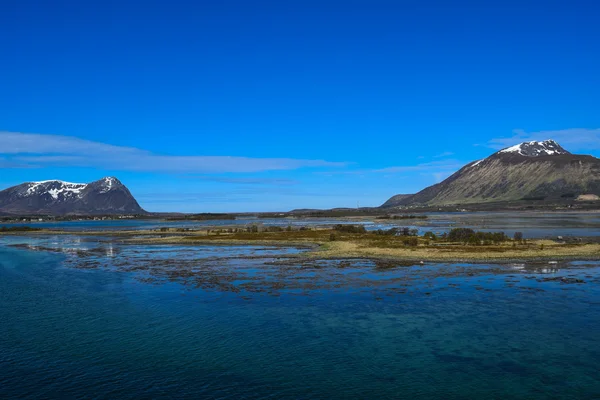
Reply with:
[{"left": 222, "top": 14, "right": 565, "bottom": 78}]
[
  {"left": 168, "top": 227, "right": 600, "bottom": 262},
  {"left": 3, "top": 224, "right": 599, "bottom": 262}
]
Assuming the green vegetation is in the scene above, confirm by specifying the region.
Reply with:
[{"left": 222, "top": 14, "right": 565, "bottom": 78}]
[
  {"left": 177, "top": 224, "right": 513, "bottom": 251},
  {"left": 0, "top": 226, "right": 42, "bottom": 232},
  {"left": 3, "top": 222, "right": 600, "bottom": 262},
  {"left": 446, "top": 228, "right": 509, "bottom": 245},
  {"left": 423, "top": 231, "right": 438, "bottom": 241},
  {"left": 376, "top": 215, "right": 428, "bottom": 220},
  {"left": 522, "top": 196, "right": 547, "bottom": 201},
  {"left": 513, "top": 232, "right": 524, "bottom": 242},
  {"left": 255, "top": 213, "right": 289, "bottom": 218},
  {"left": 333, "top": 224, "right": 367, "bottom": 234},
  {"left": 292, "top": 209, "right": 383, "bottom": 218},
  {"left": 373, "top": 228, "right": 400, "bottom": 236},
  {"left": 167, "top": 213, "right": 237, "bottom": 221}
]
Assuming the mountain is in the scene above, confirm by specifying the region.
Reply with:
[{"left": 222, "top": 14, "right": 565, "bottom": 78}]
[
  {"left": 0, "top": 177, "right": 146, "bottom": 215},
  {"left": 380, "top": 194, "right": 412, "bottom": 208},
  {"left": 382, "top": 140, "right": 600, "bottom": 208}
]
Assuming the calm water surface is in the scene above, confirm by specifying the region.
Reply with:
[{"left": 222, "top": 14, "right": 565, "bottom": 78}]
[
  {"left": 1, "top": 236, "right": 600, "bottom": 399},
  {"left": 7, "top": 211, "right": 600, "bottom": 238}
]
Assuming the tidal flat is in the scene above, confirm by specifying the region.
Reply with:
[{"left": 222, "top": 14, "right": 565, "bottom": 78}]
[
  {"left": 4, "top": 235, "right": 599, "bottom": 295},
  {"left": 2, "top": 216, "right": 600, "bottom": 398},
  {"left": 5, "top": 224, "right": 600, "bottom": 263},
  {"left": 5, "top": 211, "right": 600, "bottom": 263},
  {"left": 1, "top": 233, "right": 600, "bottom": 399}
]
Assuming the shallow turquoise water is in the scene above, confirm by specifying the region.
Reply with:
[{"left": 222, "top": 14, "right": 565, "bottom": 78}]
[{"left": 1, "top": 239, "right": 600, "bottom": 399}]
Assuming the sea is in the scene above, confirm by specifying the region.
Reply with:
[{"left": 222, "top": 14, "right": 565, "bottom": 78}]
[{"left": 1, "top": 215, "right": 600, "bottom": 398}]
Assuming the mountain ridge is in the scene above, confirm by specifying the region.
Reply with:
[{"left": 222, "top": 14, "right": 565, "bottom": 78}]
[
  {"left": 382, "top": 140, "right": 600, "bottom": 208},
  {"left": 0, "top": 177, "right": 146, "bottom": 215}
]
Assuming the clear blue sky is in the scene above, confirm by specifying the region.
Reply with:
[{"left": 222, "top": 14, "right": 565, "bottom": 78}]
[{"left": 1, "top": 0, "right": 599, "bottom": 212}]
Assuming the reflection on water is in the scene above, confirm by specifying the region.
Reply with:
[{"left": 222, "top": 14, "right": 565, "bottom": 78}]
[
  {"left": 508, "top": 263, "right": 561, "bottom": 274},
  {"left": 105, "top": 243, "right": 115, "bottom": 257},
  {"left": 420, "top": 211, "right": 600, "bottom": 238},
  {"left": 1, "top": 237, "right": 600, "bottom": 399},
  {"left": 6, "top": 211, "right": 600, "bottom": 239}
]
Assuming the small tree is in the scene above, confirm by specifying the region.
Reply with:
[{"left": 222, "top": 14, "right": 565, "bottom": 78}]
[
  {"left": 513, "top": 232, "right": 523, "bottom": 242},
  {"left": 448, "top": 228, "right": 475, "bottom": 243},
  {"left": 468, "top": 235, "right": 480, "bottom": 246},
  {"left": 423, "top": 231, "right": 437, "bottom": 241},
  {"left": 387, "top": 228, "right": 399, "bottom": 236}
]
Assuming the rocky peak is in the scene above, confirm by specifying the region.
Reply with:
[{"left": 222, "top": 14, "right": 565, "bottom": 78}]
[
  {"left": 497, "top": 140, "right": 570, "bottom": 157},
  {"left": 0, "top": 176, "right": 145, "bottom": 215},
  {"left": 88, "top": 177, "right": 123, "bottom": 193}
]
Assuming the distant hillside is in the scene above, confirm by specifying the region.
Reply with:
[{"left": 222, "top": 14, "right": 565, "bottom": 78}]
[
  {"left": 383, "top": 140, "right": 600, "bottom": 207},
  {"left": 380, "top": 194, "right": 412, "bottom": 208},
  {"left": 0, "top": 177, "right": 146, "bottom": 215}
]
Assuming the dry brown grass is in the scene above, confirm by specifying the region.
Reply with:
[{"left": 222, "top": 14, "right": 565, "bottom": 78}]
[
  {"left": 130, "top": 229, "right": 600, "bottom": 262},
  {"left": 4, "top": 226, "right": 600, "bottom": 262},
  {"left": 316, "top": 240, "right": 600, "bottom": 261}
]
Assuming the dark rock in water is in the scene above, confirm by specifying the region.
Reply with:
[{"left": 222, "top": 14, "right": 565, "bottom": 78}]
[
  {"left": 539, "top": 277, "right": 585, "bottom": 284},
  {"left": 0, "top": 177, "right": 145, "bottom": 215}
]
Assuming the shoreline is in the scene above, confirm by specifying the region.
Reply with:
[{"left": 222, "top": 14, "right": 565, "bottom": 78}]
[{"left": 3, "top": 228, "right": 600, "bottom": 264}]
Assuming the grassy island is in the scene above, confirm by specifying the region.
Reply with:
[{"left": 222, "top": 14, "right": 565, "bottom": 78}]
[
  {"left": 3, "top": 224, "right": 600, "bottom": 263},
  {"left": 164, "top": 226, "right": 600, "bottom": 262}
]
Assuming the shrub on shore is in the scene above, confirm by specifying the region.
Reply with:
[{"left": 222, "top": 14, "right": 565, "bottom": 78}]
[
  {"left": 513, "top": 232, "right": 524, "bottom": 242},
  {"left": 333, "top": 224, "right": 367, "bottom": 234},
  {"left": 0, "top": 226, "right": 42, "bottom": 232},
  {"left": 423, "top": 231, "right": 437, "bottom": 241},
  {"left": 376, "top": 215, "right": 428, "bottom": 220},
  {"left": 447, "top": 228, "right": 508, "bottom": 245}
]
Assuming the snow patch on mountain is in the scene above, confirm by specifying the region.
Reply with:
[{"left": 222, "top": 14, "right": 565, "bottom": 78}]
[
  {"left": 26, "top": 180, "right": 87, "bottom": 199},
  {"left": 0, "top": 176, "right": 144, "bottom": 215},
  {"left": 498, "top": 140, "right": 570, "bottom": 157},
  {"left": 100, "top": 177, "right": 117, "bottom": 193},
  {"left": 23, "top": 178, "right": 120, "bottom": 200}
]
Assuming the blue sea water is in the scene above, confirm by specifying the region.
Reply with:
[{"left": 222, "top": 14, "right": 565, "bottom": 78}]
[
  {"left": 7, "top": 211, "right": 600, "bottom": 238},
  {"left": 1, "top": 238, "right": 600, "bottom": 399},
  {"left": 4, "top": 217, "right": 385, "bottom": 232}
]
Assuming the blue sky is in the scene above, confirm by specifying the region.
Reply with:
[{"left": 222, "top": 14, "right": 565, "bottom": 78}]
[{"left": 1, "top": 0, "right": 599, "bottom": 212}]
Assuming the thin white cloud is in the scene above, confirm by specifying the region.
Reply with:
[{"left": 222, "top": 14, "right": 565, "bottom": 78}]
[
  {"left": 314, "top": 158, "right": 464, "bottom": 185},
  {"left": 433, "top": 151, "right": 454, "bottom": 158},
  {"left": 195, "top": 177, "right": 300, "bottom": 185},
  {"left": 487, "top": 128, "right": 600, "bottom": 152},
  {"left": 374, "top": 159, "right": 464, "bottom": 173},
  {"left": 0, "top": 131, "right": 347, "bottom": 173},
  {"left": 135, "top": 186, "right": 339, "bottom": 204},
  {"left": 0, "top": 157, "right": 37, "bottom": 169}
]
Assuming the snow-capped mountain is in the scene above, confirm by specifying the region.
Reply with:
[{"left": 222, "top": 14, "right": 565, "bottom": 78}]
[
  {"left": 382, "top": 140, "right": 600, "bottom": 207},
  {"left": 497, "top": 139, "right": 570, "bottom": 157},
  {"left": 0, "top": 177, "right": 146, "bottom": 215}
]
